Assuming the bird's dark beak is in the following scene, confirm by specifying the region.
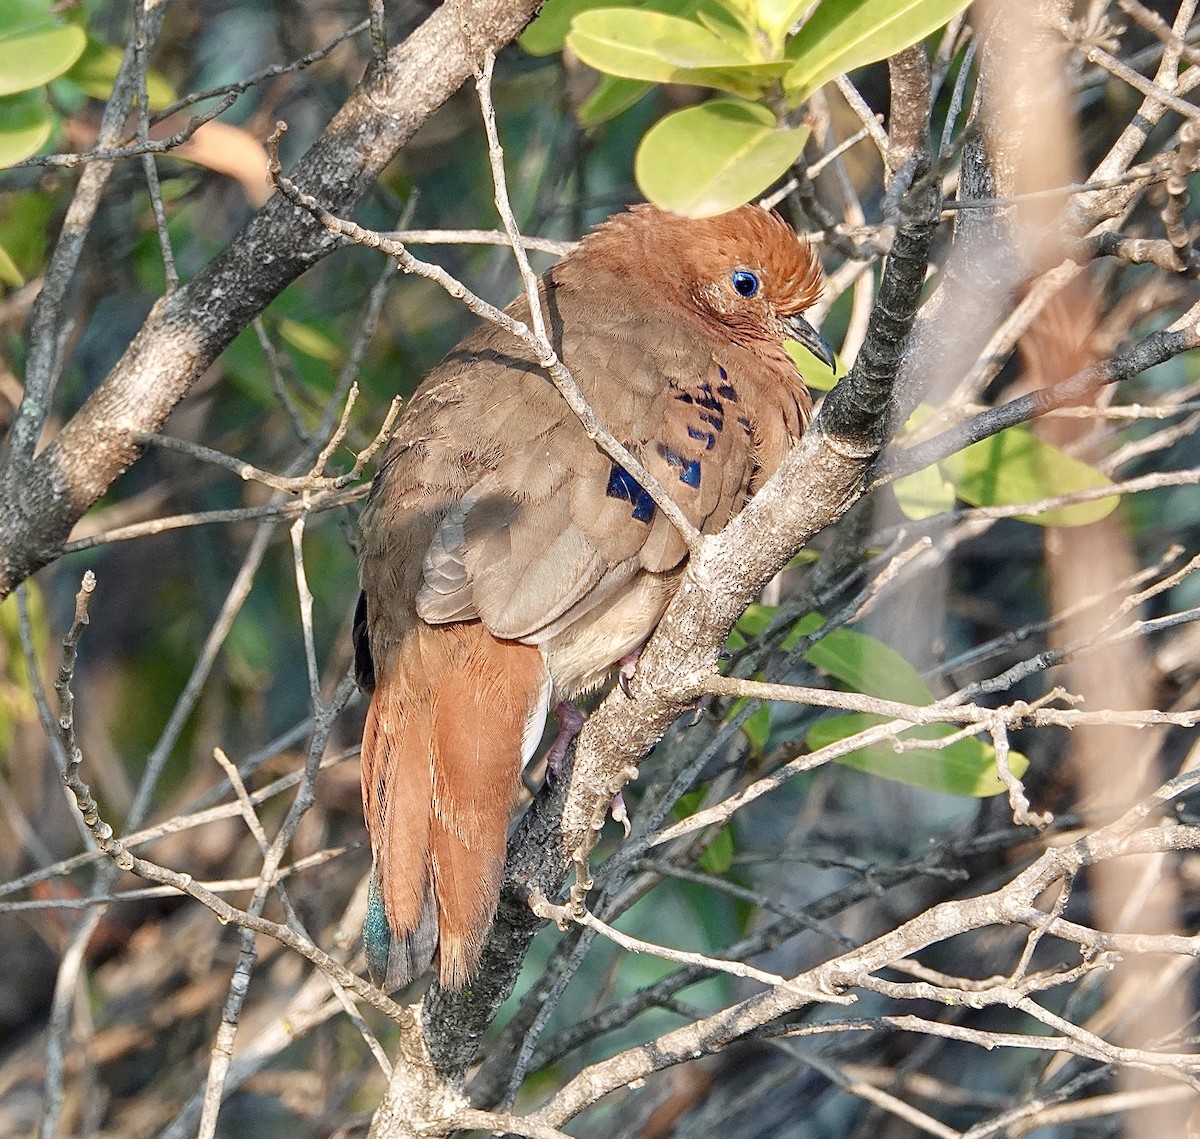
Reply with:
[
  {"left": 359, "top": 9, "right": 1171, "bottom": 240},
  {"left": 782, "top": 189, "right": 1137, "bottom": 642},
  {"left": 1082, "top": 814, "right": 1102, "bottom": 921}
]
[{"left": 782, "top": 312, "right": 836, "bottom": 371}]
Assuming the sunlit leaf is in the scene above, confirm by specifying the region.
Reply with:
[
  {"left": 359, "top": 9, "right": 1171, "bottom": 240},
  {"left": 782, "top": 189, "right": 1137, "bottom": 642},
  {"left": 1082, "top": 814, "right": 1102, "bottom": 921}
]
[
  {"left": 67, "top": 39, "right": 176, "bottom": 109},
  {"left": 709, "top": 0, "right": 759, "bottom": 34},
  {"left": 754, "top": 0, "right": 819, "bottom": 51},
  {"left": 941, "top": 424, "right": 1120, "bottom": 526},
  {"left": 0, "top": 96, "right": 52, "bottom": 166},
  {"left": 0, "top": 21, "right": 86, "bottom": 96},
  {"left": 893, "top": 460, "right": 955, "bottom": 519},
  {"left": 783, "top": 0, "right": 970, "bottom": 103},
  {"left": 568, "top": 9, "right": 790, "bottom": 96},
  {"left": 795, "top": 613, "right": 1031, "bottom": 797},
  {"left": 635, "top": 98, "right": 808, "bottom": 216},
  {"left": 570, "top": 8, "right": 747, "bottom": 74},
  {"left": 785, "top": 338, "right": 842, "bottom": 391},
  {"left": 808, "top": 713, "right": 1028, "bottom": 797},
  {"left": 277, "top": 318, "right": 344, "bottom": 367},
  {"left": 804, "top": 625, "right": 933, "bottom": 704},
  {"left": 694, "top": 1, "right": 758, "bottom": 50},
  {"left": 523, "top": 0, "right": 613, "bottom": 55},
  {"left": 561, "top": 0, "right": 710, "bottom": 122},
  {"left": 0, "top": 241, "right": 22, "bottom": 286}
]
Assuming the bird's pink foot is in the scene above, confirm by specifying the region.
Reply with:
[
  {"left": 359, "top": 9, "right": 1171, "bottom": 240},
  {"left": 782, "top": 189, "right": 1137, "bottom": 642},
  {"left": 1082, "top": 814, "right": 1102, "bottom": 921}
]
[
  {"left": 617, "top": 650, "right": 642, "bottom": 698},
  {"left": 545, "top": 700, "right": 586, "bottom": 777}
]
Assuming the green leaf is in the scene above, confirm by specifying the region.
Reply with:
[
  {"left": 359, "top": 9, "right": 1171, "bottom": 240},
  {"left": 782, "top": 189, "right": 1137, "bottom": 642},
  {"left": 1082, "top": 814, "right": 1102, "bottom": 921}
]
[
  {"left": 277, "top": 318, "right": 344, "bottom": 367},
  {"left": 783, "top": 0, "right": 970, "bottom": 103},
  {"left": 726, "top": 602, "right": 779, "bottom": 653},
  {"left": 709, "top": 0, "right": 759, "bottom": 34},
  {"left": 780, "top": 610, "right": 824, "bottom": 651},
  {"left": 671, "top": 790, "right": 735, "bottom": 872},
  {"left": 0, "top": 241, "right": 22, "bottom": 287},
  {"left": 0, "top": 1, "right": 61, "bottom": 34},
  {"left": 808, "top": 713, "right": 1029, "bottom": 797},
  {"left": 941, "top": 424, "right": 1120, "bottom": 526},
  {"left": 797, "top": 610, "right": 1030, "bottom": 797},
  {"left": 67, "top": 39, "right": 176, "bottom": 109},
  {"left": 805, "top": 625, "right": 933, "bottom": 704},
  {"left": 0, "top": 95, "right": 52, "bottom": 166},
  {"left": 893, "top": 461, "right": 955, "bottom": 519},
  {"left": 0, "top": 187, "right": 51, "bottom": 267},
  {"left": 694, "top": 1, "right": 758, "bottom": 48},
  {"left": 754, "top": 0, "right": 819, "bottom": 51},
  {"left": 698, "top": 825, "right": 735, "bottom": 873},
  {"left": 785, "top": 338, "right": 842, "bottom": 391},
  {"left": 523, "top": 0, "right": 615, "bottom": 55},
  {"left": 635, "top": 98, "right": 809, "bottom": 216},
  {"left": 578, "top": 75, "right": 653, "bottom": 125},
  {"left": 739, "top": 702, "right": 773, "bottom": 753},
  {"left": 568, "top": 9, "right": 790, "bottom": 96},
  {"left": 569, "top": 9, "right": 741, "bottom": 74},
  {"left": 565, "top": 0, "right": 710, "bottom": 122},
  {"left": 735, "top": 602, "right": 777, "bottom": 638},
  {"left": 0, "top": 21, "right": 86, "bottom": 96}
]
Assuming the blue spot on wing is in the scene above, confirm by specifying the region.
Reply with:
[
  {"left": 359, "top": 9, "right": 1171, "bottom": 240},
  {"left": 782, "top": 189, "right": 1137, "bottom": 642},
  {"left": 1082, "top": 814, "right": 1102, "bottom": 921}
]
[
  {"left": 687, "top": 425, "right": 716, "bottom": 450},
  {"left": 606, "top": 464, "right": 656, "bottom": 522},
  {"left": 658, "top": 444, "right": 702, "bottom": 487},
  {"left": 718, "top": 365, "right": 728, "bottom": 380},
  {"left": 695, "top": 382, "right": 723, "bottom": 412},
  {"left": 718, "top": 384, "right": 738, "bottom": 401}
]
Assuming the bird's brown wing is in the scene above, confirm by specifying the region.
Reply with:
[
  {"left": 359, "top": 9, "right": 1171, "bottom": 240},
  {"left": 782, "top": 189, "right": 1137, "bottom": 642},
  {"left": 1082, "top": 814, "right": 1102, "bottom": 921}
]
[{"left": 408, "top": 306, "right": 766, "bottom": 645}]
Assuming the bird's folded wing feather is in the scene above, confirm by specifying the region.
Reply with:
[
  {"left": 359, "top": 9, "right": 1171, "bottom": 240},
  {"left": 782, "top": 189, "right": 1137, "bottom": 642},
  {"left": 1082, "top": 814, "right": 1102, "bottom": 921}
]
[{"left": 398, "top": 303, "right": 761, "bottom": 644}]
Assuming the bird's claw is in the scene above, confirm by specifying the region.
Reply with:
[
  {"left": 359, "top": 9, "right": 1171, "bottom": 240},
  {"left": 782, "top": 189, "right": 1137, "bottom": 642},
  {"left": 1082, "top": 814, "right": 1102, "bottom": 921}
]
[{"left": 610, "top": 790, "right": 631, "bottom": 836}]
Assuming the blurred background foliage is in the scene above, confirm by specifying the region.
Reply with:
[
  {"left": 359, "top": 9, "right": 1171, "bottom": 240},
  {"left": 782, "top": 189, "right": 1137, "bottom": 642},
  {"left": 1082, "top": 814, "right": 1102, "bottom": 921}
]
[{"left": 0, "top": 1, "right": 1199, "bottom": 1137}]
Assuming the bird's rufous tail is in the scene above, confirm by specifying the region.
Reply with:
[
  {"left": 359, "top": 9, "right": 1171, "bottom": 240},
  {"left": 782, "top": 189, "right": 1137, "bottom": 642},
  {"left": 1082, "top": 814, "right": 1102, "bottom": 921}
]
[{"left": 360, "top": 623, "right": 547, "bottom": 990}]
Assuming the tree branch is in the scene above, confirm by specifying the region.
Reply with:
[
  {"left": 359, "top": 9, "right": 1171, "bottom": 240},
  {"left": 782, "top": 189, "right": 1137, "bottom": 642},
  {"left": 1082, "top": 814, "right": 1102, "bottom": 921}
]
[{"left": 0, "top": 0, "right": 542, "bottom": 599}]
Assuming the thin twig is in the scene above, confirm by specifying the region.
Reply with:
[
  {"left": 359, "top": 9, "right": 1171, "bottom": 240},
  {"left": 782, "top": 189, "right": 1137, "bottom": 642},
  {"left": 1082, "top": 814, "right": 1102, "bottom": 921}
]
[
  {"left": 135, "top": 392, "right": 400, "bottom": 492},
  {"left": 528, "top": 890, "right": 854, "bottom": 1000},
  {"left": 133, "top": 1, "right": 177, "bottom": 292},
  {"left": 380, "top": 227, "right": 574, "bottom": 255}
]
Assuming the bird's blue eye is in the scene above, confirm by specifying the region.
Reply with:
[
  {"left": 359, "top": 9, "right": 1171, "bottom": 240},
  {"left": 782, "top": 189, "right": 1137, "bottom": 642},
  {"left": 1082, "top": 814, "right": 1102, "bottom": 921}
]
[{"left": 731, "top": 270, "right": 759, "bottom": 298}]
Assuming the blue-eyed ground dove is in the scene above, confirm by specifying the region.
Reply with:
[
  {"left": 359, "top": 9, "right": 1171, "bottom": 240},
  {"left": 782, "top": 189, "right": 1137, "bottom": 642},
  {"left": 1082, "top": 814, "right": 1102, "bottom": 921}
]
[{"left": 354, "top": 203, "right": 832, "bottom": 990}]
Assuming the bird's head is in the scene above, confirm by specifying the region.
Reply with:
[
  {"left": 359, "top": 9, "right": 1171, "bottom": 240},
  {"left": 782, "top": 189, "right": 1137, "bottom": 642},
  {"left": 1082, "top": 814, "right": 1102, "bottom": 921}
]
[{"left": 580, "top": 204, "right": 833, "bottom": 368}]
